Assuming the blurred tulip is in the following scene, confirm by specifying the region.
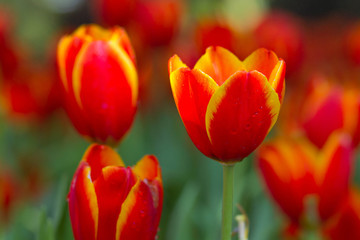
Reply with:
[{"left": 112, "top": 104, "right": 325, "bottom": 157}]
[
  {"left": 0, "top": 65, "right": 62, "bottom": 123},
  {"left": 169, "top": 46, "right": 285, "bottom": 163},
  {"left": 57, "top": 24, "right": 138, "bottom": 145},
  {"left": 300, "top": 75, "right": 360, "bottom": 148},
  {"left": 132, "top": 0, "right": 182, "bottom": 47},
  {"left": 68, "top": 144, "right": 163, "bottom": 240},
  {"left": 92, "top": 0, "right": 136, "bottom": 26},
  {"left": 323, "top": 187, "right": 360, "bottom": 240},
  {"left": 257, "top": 132, "right": 353, "bottom": 225},
  {"left": 254, "top": 11, "right": 304, "bottom": 75},
  {"left": 194, "top": 20, "right": 237, "bottom": 55}
]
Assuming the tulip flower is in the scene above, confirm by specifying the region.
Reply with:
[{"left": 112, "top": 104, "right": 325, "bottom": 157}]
[
  {"left": 132, "top": 0, "right": 182, "bottom": 47},
  {"left": 169, "top": 46, "right": 285, "bottom": 240},
  {"left": 253, "top": 11, "right": 304, "bottom": 75},
  {"left": 169, "top": 46, "right": 285, "bottom": 163},
  {"left": 57, "top": 24, "right": 138, "bottom": 145},
  {"left": 300, "top": 75, "right": 360, "bottom": 148},
  {"left": 68, "top": 144, "right": 163, "bottom": 240},
  {"left": 257, "top": 132, "right": 353, "bottom": 226}
]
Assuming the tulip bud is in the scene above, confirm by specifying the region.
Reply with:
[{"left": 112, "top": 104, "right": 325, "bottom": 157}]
[
  {"left": 68, "top": 144, "right": 163, "bottom": 240},
  {"left": 57, "top": 24, "right": 138, "bottom": 145}
]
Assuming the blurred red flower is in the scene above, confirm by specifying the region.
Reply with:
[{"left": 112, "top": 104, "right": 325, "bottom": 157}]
[
  {"left": 57, "top": 24, "right": 138, "bottom": 145},
  {"left": 257, "top": 132, "right": 353, "bottom": 225}
]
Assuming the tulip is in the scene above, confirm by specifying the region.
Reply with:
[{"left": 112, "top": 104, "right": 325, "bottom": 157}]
[
  {"left": 168, "top": 46, "right": 285, "bottom": 163},
  {"left": 253, "top": 11, "right": 304, "bottom": 75},
  {"left": 68, "top": 144, "right": 163, "bottom": 240},
  {"left": 300, "top": 75, "right": 360, "bottom": 148},
  {"left": 132, "top": 0, "right": 182, "bottom": 47},
  {"left": 257, "top": 132, "right": 353, "bottom": 226},
  {"left": 57, "top": 24, "right": 138, "bottom": 145}
]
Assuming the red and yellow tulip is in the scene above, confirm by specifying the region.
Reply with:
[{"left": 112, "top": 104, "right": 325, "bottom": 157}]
[
  {"left": 68, "top": 144, "right": 163, "bottom": 240},
  {"left": 168, "top": 46, "right": 285, "bottom": 163},
  {"left": 257, "top": 132, "right": 353, "bottom": 225},
  {"left": 300, "top": 75, "right": 360, "bottom": 148},
  {"left": 57, "top": 24, "right": 138, "bottom": 145}
]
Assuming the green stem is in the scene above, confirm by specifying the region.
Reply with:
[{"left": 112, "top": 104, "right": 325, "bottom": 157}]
[{"left": 221, "top": 163, "right": 235, "bottom": 240}]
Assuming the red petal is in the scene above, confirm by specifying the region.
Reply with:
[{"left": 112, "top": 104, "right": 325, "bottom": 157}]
[
  {"left": 68, "top": 162, "right": 98, "bottom": 240},
  {"left": 257, "top": 139, "right": 317, "bottom": 223},
  {"left": 302, "top": 89, "right": 344, "bottom": 148},
  {"left": 93, "top": 166, "right": 136, "bottom": 240},
  {"left": 170, "top": 67, "right": 218, "bottom": 158},
  {"left": 116, "top": 180, "right": 163, "bottom": 240},
  {"left": 317, "top": 133, "right": 353, "bottom": 221},
  {"left": 205, "top": 71, "right": 280, "bottom": 162}
]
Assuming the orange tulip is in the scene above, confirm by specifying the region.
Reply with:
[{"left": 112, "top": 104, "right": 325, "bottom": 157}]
[
  {"left": 169, "top": 46, "right": 285, "bottom": 163},
  {"left": 57, "top": 24, "right": 138, "bottom": 145},
  {"left": 68, "top": 144, "right": 163, "bottom": 240},
  {"left": 257, "top": 132, "right": 353, "bottom": 225}
]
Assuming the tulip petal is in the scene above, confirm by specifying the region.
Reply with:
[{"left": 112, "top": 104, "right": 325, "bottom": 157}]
[
  {"left": 94, "top": 166, "right": 136, "bottom": 240},
  {"left": 83, "top": 144, "right": 125, "bottom": 181},
  {"left": 132, "top": 155, "right": 161, "bottom": 182},
  {"left": 257, "top": 139, "right": 317, "bottom": 223},
  {"left": 243, "top": 48, "right": 279, "bottom": 80},
  {"left": 170, "top": 67, "right": 218, "bottom": 158},
  {"left": 68, "top": 162, "right": 98, "bottom": 240},
  {"left": 72, "top": 40, "right": 137, "bottom": 142},
  {"left": 317, "top": 132, "right": 353, "bottom": 221},
  {"left": 194, "top": 46, "right": 246, "bottom": 86},
  {"left": 116, "top": 180, "right": 162, "bottom": 240},
  {"left": 269, "top": 59, "right": 286, "bottom": 103},
  {"left": 168, "top": 54, "right": 188, "bottom": 74},
  {"left": 205, "top": 70, "right": 280, "bottom": 161},
  {"left": 302, "top": 90, "right": 344, "bottom": 148}
]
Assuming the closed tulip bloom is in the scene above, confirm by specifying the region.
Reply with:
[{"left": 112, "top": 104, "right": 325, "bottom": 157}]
[
  {"left": 169, "top": 46, "right": 285, "bottom": 163},
  {"left": 257, "top": 132, "right": 353, "bottom": 225},
  {"left": 68, "top": 144, "right": 163, "bottom": 240},
  {"left": 57, "top": 24, "right": 138, "bottom": 145}
]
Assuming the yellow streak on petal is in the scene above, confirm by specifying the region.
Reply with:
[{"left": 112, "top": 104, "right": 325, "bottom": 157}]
[
  {"left": 168, "top": 54, "right": 188, "bottom": 74},
  {"left": 132, "top": 155, "right": 162, "bottom": 183},
  {"left": 108, "top": 39, "right": 138, "bottom": 105},
  {"left": 72, "top": 41, "right": 91, "bottom": 109},
  {"left": 57, "top": 35, "right": 73, "bottom": 92},
  {"left": 115, "top": 180, "right": 140, "bottom": 239},
  {"left": 82, "top": 166, "right": 99, "bottom": 238}
]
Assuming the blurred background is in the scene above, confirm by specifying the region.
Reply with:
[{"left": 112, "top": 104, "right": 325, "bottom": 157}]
[{"left": 0, "top": 0, "right": 360, "bottom": 239}]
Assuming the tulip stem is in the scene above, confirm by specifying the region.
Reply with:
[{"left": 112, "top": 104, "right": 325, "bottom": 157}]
[{"left": 221, "top": 163, "right": 235, "bottom": 240}]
